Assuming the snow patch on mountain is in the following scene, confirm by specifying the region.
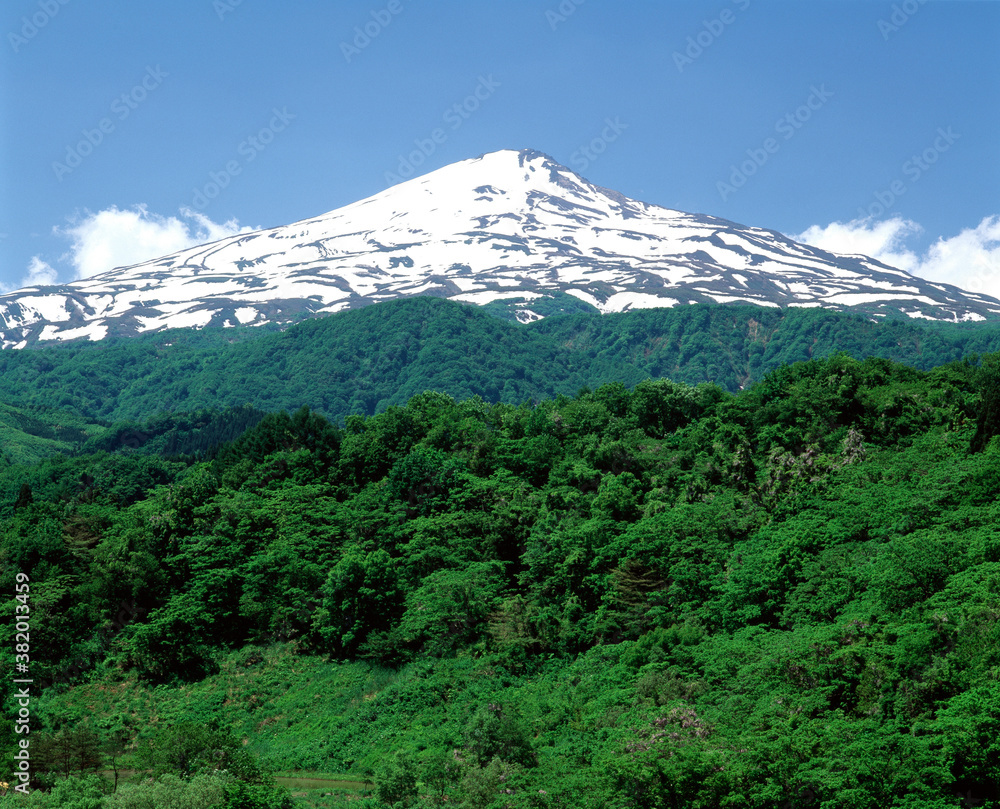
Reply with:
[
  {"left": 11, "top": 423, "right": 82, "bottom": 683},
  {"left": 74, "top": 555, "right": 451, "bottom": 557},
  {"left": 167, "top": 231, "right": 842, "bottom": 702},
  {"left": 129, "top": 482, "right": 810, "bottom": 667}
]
[{"left": 2, "top": 148, "right": 999, "bottom": 347}]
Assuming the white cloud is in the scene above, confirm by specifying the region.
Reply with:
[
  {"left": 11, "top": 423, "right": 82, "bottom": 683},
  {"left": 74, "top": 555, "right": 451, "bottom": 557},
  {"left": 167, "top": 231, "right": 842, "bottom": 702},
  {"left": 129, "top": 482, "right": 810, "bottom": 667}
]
[
  {"left": 792, "top": 215, "right": 1000, "bottom": 299},
  {"left": 57, "top": 204, "right": 254, "bottom": 280},
  {"left": 24, "top": 256, "right": 58, "bottom": 286},
  {"left": 1, "top": 256, "right": 59, "bottom": 292}
]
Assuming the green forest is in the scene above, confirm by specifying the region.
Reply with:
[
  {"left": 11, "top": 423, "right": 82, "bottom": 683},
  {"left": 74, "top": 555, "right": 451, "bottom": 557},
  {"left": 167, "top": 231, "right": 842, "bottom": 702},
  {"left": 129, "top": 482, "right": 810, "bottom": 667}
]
[
  {"left": 3, "top": 298, "right": 1000, "bottom": 440},
  {"left": 1, "top": 300, "right": 999, "bottom": 807}
]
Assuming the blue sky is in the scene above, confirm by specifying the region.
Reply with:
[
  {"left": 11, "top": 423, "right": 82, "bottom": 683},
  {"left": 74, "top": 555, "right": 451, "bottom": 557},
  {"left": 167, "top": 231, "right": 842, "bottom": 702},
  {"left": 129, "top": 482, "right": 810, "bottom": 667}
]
[{"left": 3, "top": 0, "right": 998, "bottom": 295}]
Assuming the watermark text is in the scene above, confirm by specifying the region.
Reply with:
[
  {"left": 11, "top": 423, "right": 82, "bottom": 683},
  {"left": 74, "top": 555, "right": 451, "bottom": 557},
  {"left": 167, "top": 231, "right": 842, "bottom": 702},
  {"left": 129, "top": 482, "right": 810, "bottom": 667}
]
[
  {"left": 856, "top": 127, "right": 959, "bottom": 219},
  {"left": 674, "top": 0, "right": 751, "bottom": 72},
  {"left": 8, "top": 0, "right": 71, "bottom": 53},
  {"left": 190, "top": 107, "right": 295, "bottom": 208},
  {"left": 12, "top": 573, "right": 32, "bottom": 794},
  {"left": 52, "top": 65, "right": 169, "bottom": 181},
  {"left": 384, "top": 75, "right": 500, "bottom": 185},
  {"left": 717, "top": 84, "right": 833, "bottom": 202},
  {"left": 570, "top": 117, "right": 628, "bottom": 174},
  {"left": 341, "top": 0, "right": 406, "bottom": 62}
]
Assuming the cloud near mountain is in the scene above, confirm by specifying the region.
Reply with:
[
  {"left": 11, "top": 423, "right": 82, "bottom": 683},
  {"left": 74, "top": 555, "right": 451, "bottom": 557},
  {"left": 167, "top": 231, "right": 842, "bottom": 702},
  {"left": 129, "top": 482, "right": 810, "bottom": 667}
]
[
  {"left": 793, "top": 214, "right": 1000, "bottom": 299},
  {"left": 33, "top": 205, "right": 254, "bottom": 283}
]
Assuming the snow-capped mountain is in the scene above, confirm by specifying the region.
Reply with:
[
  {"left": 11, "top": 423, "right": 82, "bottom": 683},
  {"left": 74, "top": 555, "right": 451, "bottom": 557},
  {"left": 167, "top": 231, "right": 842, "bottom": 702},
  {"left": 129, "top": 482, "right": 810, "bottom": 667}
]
[{"left": 3, "top": 148, "right": 999, "bottom": 347}]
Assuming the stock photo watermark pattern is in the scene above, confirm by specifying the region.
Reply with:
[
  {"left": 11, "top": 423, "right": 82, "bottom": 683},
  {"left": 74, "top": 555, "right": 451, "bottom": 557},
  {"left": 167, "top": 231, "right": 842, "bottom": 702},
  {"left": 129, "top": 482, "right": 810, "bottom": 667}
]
[
  {"left": 877, "top": 0, "right": 929, "bottom": 41},
  {"left": 7, "top": 576, "right": 145, "bottom": 795},
  {"left": 569, "top": 117, "right": 628, "bottom": 174},
  {"left": 856, "top": 127, "right": 959, "bottom": 220},
  {"left": 190, "top": 107, "right": 296, "bottom": 209},
  {"left": 51, "top": 65, "right": 169, "bottom": 182},
  {"left": 717, "top": 84, "right": 833, "bottom": 202},
  {"left": 214, "top": 0, "right": 246, "bottom": 22},
  {"left": 341, "top": 0, "right": 408, "bottom": 62},
  {"left": 673, "top": 0, "right": 751, "bottom": 72},
  {"left": 383, "top": 74, "right": 501, "bottom": 185},
  {"left": 545, "top": 0, "right": 587, "bottom": 31},
  {"left": 8, "top": 0, "right": 71, "bottom": 53}
]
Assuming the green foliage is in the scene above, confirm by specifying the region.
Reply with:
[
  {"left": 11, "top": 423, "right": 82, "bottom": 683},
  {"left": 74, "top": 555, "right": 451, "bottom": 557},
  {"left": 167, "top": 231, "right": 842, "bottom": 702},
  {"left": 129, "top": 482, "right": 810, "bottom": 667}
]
[
  {"left": 138, "top": 723, "right": 269, "bottom": 784},
  {"left": 0, "top": 772, "right": 291, "bottom": 809},
  {"left": 220, "top": 780, "right": 293, "bottom": 809},
  {"left": 0, "top": 401, "right": 107, "bottom": 467},
  {"left": 398, "top": 563, "right": 505, "bottom": 656},
  {"left": 373, "top": 753, "right": 418, "bottom": 807},
  {"left": 318, "top": 547, "right": 404, "bottom": 656},
  {"left": 970, "top": 351, "right": 1000, "bottom": 452},
  {"left": 32, "top": 725, "right": 104, "bottom": 784},
  {"left": 104, "top": 773, "right": 226, "bottom": 809},
  {"left": 2, "top": 299, "right": 1000, "bottom": 432},
  {"left": 0, "top": 774, "right": 107, "bottom": 809},
  {"left": 458, "top": 757, "right": 530, "bottom": 809},
  {"left": 9, "top": 342, "right": 1000, "bottom": 807},
  {"left": 462, "top": 703, "right": 536, "bottom": 769}
]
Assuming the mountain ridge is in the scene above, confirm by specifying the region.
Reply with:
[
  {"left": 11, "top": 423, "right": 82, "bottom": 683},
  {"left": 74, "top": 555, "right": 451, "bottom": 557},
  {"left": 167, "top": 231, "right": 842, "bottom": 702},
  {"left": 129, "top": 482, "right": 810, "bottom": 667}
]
[{"left": 3, "top": 148, "right": 999, "bottom": 348}]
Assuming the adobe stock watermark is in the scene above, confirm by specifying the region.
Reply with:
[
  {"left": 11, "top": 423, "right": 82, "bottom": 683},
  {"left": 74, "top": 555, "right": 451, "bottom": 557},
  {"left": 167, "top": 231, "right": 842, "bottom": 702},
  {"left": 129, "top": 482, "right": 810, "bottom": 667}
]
[
  {"left": 877, "top": 0, "right": 928, "bottom": 41},
  {"left": 12, "top": 572, "right": 32, "bottom": 795},
  {"left": 546, "top": 0, "right": 586, "bottom": 31},
  {"left": 52, "top": 66, "right": 169, "bottom": 182},
  {"left": 341, "top": 0, "right": 407, "bottom": 63},
  {"left": 190, "top": 107, "right": 295, "bottom": 209},
  {"left": 383, "top": 74, "right": 501, "bottom": 186},
  {"left": 570, "top": 117, "right": 628, "bottom": 174},
  {"left": 8, "top": 0, "right": 71, "bottom": 54},
  {"left": 716, "top": 84, "right": 833, "bottom": 202},
  {"left": 856, "top": 127, "right": 959, "bottom": 220},
  {"left": 214, "top": 0, "right": 245, "bottom": 22},
  {"left": 673, "top": 0, "right": 751, "bottom": 72}
]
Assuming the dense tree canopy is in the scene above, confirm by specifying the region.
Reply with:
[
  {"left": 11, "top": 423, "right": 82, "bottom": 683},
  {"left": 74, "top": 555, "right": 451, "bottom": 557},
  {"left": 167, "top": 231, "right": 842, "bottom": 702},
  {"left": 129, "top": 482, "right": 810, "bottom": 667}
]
[
  {"left": 2, "top": 349, "right": 1000, "bottom": 807},
  {"left": 2, "top": 299, "right": 1000, "bottom": 438}
]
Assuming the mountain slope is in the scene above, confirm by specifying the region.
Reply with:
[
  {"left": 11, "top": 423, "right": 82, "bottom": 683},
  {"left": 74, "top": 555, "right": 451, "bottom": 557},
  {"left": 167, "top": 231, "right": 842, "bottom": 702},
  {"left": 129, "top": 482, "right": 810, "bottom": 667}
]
[
  {"left": 0, "top": 298, "right": 644, "bottom": 423},
  {"left": 0, "top": 401, "right": 107, "bottom": 466},
  {"left": 1, "top": 298, "right": 1000, "bottom": 431},
  {"left": 3, "top": 149, "right": 999, "bottom": 348}
]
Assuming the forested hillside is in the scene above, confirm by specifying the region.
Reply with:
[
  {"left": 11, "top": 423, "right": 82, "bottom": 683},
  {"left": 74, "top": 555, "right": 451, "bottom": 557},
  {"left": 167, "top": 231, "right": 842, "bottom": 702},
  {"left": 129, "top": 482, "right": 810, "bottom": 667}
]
[
  {"left": 530, "top": 304, "right": 1000, "bottom": 390},
  {"left": 2, "top": 351, "right": 999, "bottom": 807},
  {"left": 0, "top": 403, "right": 108, "bottom": 468},
  {"left": 2, "top": 299, "right": 1000, "bottom": 439}
]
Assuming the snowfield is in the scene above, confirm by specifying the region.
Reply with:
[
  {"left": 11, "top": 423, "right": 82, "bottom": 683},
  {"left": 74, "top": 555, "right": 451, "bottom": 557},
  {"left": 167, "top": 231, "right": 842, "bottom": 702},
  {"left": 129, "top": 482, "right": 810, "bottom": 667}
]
[{"left": 2, "top": 148, "right": 998, "bottom": 347}]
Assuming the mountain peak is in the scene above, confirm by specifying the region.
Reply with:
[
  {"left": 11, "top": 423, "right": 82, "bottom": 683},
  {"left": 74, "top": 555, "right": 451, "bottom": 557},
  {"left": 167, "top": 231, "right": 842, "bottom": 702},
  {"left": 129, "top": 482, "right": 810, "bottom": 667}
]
[{"left": 2, "top": 150, "right": 999, "bottom": 347}]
